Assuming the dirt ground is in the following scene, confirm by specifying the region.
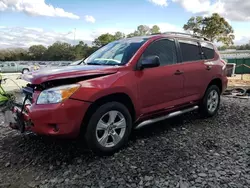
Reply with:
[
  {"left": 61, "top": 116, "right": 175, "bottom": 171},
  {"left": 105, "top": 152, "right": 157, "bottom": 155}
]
[
  {"left": 228, "top": 74, "right": 250, "bottom": 88},
  {"left": 0, "top": 97, "right": 250, "bottom": 188}
]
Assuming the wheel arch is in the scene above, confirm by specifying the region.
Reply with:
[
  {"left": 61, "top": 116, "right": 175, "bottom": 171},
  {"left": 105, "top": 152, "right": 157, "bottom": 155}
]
[
  {"left": 205, "top": 78, "right": 222, "bottom": 95},
  {"left": 80, "top": 92, "right": 136, "bottom": 136},
  {"left": 22, "top": 68, "right": 29, "bottom": 73}
]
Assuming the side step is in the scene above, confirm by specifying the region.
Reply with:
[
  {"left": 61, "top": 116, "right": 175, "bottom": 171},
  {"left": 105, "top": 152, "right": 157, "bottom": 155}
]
[{"left": 135, "top": 105, "right": 199, "bottom": 130}]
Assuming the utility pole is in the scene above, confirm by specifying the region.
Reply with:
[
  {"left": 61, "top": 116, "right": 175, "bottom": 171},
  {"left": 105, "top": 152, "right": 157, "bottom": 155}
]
[{"left": 74, "top": 28, "right": 76, "bottom": 46}]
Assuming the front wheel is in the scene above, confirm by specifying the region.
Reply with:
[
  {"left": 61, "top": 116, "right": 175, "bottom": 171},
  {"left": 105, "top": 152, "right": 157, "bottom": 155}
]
[
  {"left": 85, "top": 102, "right": 132, "bottom": 156},
  {"left": 200, "top": 85, "right": 220, "bottom": 117}
]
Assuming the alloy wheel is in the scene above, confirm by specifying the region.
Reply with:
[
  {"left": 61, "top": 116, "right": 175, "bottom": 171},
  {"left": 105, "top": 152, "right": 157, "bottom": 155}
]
[
  {"left": 207, "top": 90, "right": 219, "bottom": 113},
  {"left": 95, "top": 110, "right": 126, "bottom": 148}
]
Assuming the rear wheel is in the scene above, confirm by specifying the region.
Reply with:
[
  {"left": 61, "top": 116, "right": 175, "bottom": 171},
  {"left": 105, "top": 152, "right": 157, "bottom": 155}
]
[
  {"left": 200, "top": 85, "right": 220, "bottom": 117},
  {"left": 85, "top": 102, "right": 132, "bottom": 156}
]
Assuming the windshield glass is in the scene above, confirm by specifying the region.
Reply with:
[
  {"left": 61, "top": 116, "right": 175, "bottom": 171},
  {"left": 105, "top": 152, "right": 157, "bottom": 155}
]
[{"left": 85, "top": 38, "right": 147, "bottom": 66}]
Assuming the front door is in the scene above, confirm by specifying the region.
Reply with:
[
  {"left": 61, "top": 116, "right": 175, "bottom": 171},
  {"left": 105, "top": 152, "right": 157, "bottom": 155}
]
[
  {"left": 2, "top": 63, "right": 12, "bottom": 72},
  {"left": 137, "top": 38, "right": 184, "bottom": 115}
]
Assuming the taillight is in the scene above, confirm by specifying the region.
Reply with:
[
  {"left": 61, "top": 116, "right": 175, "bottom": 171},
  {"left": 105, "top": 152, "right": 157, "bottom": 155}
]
[{"left": 221, "top": 60, "right": 227, "bottom": 75}]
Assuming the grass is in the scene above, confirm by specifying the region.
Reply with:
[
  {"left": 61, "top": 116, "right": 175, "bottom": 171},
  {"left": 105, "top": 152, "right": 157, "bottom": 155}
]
[{"left": 228, "top": 74, "right": 250, "bottom": 88}]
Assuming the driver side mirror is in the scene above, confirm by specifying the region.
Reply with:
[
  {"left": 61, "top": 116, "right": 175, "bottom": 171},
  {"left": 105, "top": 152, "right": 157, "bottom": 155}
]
[{"left": 139, "top": 55, "right": 160, "bottom": 70}]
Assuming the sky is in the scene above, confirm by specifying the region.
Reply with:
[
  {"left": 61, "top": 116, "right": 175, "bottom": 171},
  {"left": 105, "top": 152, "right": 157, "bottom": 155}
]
[{"left": 0, "top": 0, "right": 250, "bottom": 48}]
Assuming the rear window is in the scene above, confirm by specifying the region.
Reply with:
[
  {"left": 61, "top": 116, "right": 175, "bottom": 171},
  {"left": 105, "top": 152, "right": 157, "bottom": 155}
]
[
  {"left": 201, "top": 42, "right": 215, "bottom": 59},
  {"left": 179, "top": 40, "right": 202, "bottom": 62}
]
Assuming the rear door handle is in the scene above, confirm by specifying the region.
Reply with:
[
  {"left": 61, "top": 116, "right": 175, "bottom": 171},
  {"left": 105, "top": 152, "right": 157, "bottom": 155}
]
[
  {"left": 174, "top": 70, "right": 184, "bottom": 75},
  {"left": 206, "top": 65, "right": 212, "bottom": 70}
]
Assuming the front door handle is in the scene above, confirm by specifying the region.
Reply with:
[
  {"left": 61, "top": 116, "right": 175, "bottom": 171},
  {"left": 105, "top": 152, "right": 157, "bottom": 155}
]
[
  {"left": 174, "top": 70, "right": 184, "bottom": 75},
  {"left": 206, "top": 65, "right": 212, "bottom": 70}
]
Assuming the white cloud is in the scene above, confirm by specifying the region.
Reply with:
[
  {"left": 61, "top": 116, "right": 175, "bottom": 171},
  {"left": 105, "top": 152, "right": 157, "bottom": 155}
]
[
  {"left": 0, "top": 0, "right": 80, "bottom": 19},
  {"left": 172, "top": 0, "right": 224, "bottom": 14},
  {"left": 0, "top": 27, "right": 92, "bottom": 49},
  {"left": 172, "top": 0, "right": 250, "bottom": 21},
  {"left": 85, "top": 15, "right": 96, "bottom": 23},
  {"left": 148, "top": 0, "right": 168, "bottom": 6}
]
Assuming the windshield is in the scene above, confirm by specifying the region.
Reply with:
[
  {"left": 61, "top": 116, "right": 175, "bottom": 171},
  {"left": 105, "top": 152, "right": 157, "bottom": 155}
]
[{"left": 85, "top": 38, "right": 147, "bottom": 66}]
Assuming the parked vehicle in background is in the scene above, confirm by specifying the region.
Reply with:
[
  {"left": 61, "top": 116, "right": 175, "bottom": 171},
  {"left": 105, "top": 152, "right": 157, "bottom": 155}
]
[
  {"left": 50, "top": 62, "right": 71, "bottom": 67},
  {"left": 7, "top": 32, "right": 228, "bottom": 155},
  {"left": 0, "top": 62, "right": 34, "bottom": 74},
  {"left": 38, "top": 62, "right": 47, "bottom": 66}
]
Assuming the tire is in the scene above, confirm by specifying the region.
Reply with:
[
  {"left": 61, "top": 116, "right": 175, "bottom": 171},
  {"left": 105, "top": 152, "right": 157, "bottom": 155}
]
[
  {"left": 85, "top": 102, "right": 132, "bottom": 156},
  {"left": 22, "top": 69, "right": 29, "bottom": 74},
  {"left": 200, "top": 85, "right": 221, "bottom": 117}
]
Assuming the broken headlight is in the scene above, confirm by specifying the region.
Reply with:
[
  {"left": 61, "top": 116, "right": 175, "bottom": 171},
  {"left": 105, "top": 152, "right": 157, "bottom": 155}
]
[{"left": 37, "top": 84, "right": 80, "bottom": 104}]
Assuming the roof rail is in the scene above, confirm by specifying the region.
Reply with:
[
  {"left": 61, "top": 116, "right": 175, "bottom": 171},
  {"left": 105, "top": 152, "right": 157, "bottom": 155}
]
[{"left": 162, "top": 32, "right": 210, "bottom": 41}]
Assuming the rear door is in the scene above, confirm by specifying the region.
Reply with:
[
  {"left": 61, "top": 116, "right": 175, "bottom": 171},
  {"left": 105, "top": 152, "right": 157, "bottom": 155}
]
[
  {"left": 137, "top": 38, "right": 185, "bottom": 115},
  {"left": 176, "top": 39, "right": 212, "bottom": 103}
]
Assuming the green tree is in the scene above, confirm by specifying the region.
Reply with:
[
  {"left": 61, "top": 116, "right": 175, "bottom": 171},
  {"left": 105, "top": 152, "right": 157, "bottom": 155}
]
[
  {"left": 183, "top": 16, "right": 203, "bottom": 35},
  {"left": 93, "top": 33, "right": 116, "bottom": 47},
  {"left": 74, "top": 41, "right": 89, "bottom": 60},
  {"left": 28, "top": 45, "right": 47, "bottom": 60},
  {"left": 114, "top": 32, "right": 125, "bottom": 40},
  {"left": 202, "top": 13, "right": 234, "bottom": 45},
  {"left": 45, "top": 42, "right": 75, "bottom": 61},
  {"left": 127, "top": 25, "right": 160, "bottom": 37},
  {"left": 150, "top": 25, "right": 160, "bottom": 34},
  {"left": 137, "top": 25, "right": 151, "bottom": 35},
  {"left": 184, "top": 13, "right": 235, "bottom": 46}
]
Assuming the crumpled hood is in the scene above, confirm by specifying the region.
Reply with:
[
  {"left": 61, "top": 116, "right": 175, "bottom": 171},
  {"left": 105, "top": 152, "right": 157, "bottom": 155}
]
[{"left": 22, "top": 65, "right": 118, "bottom": 84}]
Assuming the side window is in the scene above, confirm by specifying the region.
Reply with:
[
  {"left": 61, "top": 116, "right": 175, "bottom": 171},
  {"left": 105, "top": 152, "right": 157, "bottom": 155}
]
[
  {"left": 11, "top": 63, "right": 15, "bottom": 66},
  {"left": 179, "top": 40, "right": 202, "bottom": 62},
  {"left": 201, "top": 42, "right": 215, "bottom": 60},
  {"left": 142, "top": 39, "right": 177, "bottom": 66}
]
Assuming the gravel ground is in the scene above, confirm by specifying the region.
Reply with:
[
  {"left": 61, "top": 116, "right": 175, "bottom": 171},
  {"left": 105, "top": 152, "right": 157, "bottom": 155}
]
[{"left": 0, "top": 97, "right": 250, "bottom": 188}]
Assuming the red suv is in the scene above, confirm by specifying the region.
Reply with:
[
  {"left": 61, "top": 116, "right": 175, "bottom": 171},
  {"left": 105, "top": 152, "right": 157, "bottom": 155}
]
[{"left": 8, "top": 32, "right": 228, "bottom": 155}]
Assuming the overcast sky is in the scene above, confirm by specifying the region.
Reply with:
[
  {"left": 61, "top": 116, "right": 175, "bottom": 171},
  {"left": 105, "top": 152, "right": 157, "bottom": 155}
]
[{"left": 0, "top": 0, "right": 250, "bottom": 48}]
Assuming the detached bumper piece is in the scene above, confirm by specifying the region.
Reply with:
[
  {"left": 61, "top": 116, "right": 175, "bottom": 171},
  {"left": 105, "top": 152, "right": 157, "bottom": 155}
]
[{"left": 5, "top": 87, "right": 33, "bottom": 133}]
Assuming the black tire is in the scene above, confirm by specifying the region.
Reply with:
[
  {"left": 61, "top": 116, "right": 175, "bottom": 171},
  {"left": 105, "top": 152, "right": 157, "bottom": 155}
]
[
  {"left": 22, "top": 68, "right": 29, "bottom": 74},
  {"left": 200, "top": 85, "right": 221, "bottom": 117},
  {"left": 85, "top": 102, "right": 132, "bottom": 156}
]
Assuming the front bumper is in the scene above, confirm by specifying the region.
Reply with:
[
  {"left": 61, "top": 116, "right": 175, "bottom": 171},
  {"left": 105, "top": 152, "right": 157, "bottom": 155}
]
[{"left": 10, "top": 98, "right": 91, "bottom": 138}]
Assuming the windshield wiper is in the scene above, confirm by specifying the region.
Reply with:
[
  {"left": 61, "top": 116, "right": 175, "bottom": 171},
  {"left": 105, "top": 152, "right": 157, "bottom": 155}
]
[
  {"left": 87, "top": 62, "right": 121, "bottom": 66},
  {"left": 87, "top": 62, "right": 102, "bottom": 65}
]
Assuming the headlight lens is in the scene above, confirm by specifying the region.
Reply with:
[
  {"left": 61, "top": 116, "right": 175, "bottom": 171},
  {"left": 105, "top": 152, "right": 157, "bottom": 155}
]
[{"left": 37, "top": 84, "right": 80, "bottom": 104}]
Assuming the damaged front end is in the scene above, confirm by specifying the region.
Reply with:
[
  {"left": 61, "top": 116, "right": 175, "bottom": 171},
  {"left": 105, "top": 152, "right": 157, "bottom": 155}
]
[
  {"left": 5, "top": 70, "right": 115, "bottom": 134},
  {"left": 4, "top": 86, "right": 34, "bottom": 133}
]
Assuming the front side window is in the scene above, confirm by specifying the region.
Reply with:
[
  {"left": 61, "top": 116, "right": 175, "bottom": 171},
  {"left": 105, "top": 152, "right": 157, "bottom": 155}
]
[
  {"left": 11, "top": 63, "right": 15, "bottom": 66},
  {"left": 85, "top": 38, "right": 147, "bottom": 66},
  {"left": 201, "top": 42, "right": 215, "bottom": 60},
  {"left": 141, "top": 39, "right": 177, "bottom": 66},
  {"left": 179, "top": 40, "right": 202, "bottom": 62}
]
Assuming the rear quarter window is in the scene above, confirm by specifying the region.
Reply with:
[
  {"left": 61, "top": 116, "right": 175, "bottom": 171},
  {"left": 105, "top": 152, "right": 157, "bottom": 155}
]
[{"left": 200, "top": 42, "right": 215, "bottom": 60}]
